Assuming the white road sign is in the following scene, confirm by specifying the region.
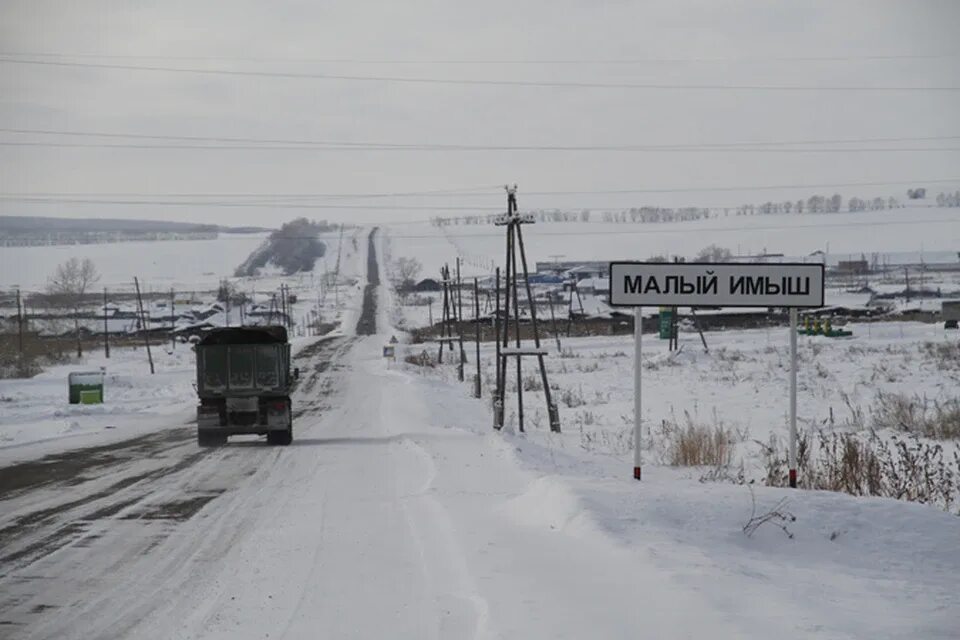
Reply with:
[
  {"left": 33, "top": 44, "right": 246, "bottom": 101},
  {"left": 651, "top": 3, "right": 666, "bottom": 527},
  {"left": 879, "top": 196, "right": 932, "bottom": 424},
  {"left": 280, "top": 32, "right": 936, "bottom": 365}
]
[{"left": 609, "top": 262, "right": 825, "bottom": 308}]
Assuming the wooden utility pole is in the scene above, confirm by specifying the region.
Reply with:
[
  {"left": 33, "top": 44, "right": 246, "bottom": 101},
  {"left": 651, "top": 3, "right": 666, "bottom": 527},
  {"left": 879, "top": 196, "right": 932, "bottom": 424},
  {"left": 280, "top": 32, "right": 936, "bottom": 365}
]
[
  {"left": 170, "top": 288, "right": 176, "bottom": 350},
  {"left": 333, "top": 224, "right": 344, "bottom": 307},
  {"left": 134, "top": 277, "right": 155, "bottom": 374},
  {"left": 474, "top": 277, "right": 481, "bottom": 398},
  {"left": 16, "top": 287, "right": 24, "bottom": 358},
  {"left": 547, "top": 290, "right": 562, "bottom": 352},
  {"left": 495, "top": 185, "right": 560, "bottom": 433},
  {"left": 456, "top": 257, "right": 463, "bottom": 330},
  {"left": 494, "top": 267, "right": 501, "bottom": 423},
  {"left": 565, "top": 279, "right": 585, "bottom": 337},
  {"left": 103, "top": 288, "right": 110, "bottom": 358}
]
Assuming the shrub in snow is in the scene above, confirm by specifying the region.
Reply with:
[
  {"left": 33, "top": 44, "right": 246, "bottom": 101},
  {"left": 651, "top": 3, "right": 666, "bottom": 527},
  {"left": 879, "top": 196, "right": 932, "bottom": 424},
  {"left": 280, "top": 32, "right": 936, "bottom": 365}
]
[
  {"left": 742, "top": 487, "right": 796, "bottom": 539},
  {"left": 658, "top": 410, "right": 735, "bottom": 468},
  {"left": 870, "top": 391, "right": 960, "bottom": 440},
  {"left": 762, "top": 431, "right": 960, "bottom": 514}
]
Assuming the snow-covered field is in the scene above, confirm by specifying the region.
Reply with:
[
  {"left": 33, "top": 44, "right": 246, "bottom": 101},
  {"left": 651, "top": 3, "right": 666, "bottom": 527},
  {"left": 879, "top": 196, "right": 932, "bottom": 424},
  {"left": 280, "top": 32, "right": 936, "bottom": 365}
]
[
  {"left": 387, "top": 206, "right": 959, "bottom": 281},
  {"left": 399, "top": 321, "right": 959, "bottom": 494},
  {"left": 0, "top": 232, "right": 268, "bottom": 292}
]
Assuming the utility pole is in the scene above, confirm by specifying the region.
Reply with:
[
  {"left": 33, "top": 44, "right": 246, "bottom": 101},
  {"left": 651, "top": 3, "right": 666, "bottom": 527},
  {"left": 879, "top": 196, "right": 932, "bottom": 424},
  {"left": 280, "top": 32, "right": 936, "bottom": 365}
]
[
  {"left": 16, "top": 287, "right": 24, "bottom": 358},
  {"left": 495, "top": 185, "right": 560, "bottom": 433},
  {"left": 334, "top": 224, "right": 344, "bottom": 307},
  {"left": 474, "top": 277, "right": 481, "bottom": 398},
  {"left": 170, "top": 288, "right": 176, "bottom": 350},
  {"left": 494, "top": 267, "right": 501, "bottom": 424},
  {"left": 103, "top": 287, "right": 110, "bottom": 358},
  {"left": 547, "top": 291, "right": 562, "bottom": 352},
  {"left": 456, "top": 257, "right": 463, "bottom": 331},
  {"left": 134, "top": 277, "right": 155, "bottom": 374}
]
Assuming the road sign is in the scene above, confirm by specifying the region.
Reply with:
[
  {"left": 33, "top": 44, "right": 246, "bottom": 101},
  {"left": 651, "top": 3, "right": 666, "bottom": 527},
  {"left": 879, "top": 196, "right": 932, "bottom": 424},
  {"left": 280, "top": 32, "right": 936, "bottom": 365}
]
[
  {"left": 609, "top": 261, "right": 825, "bottom": 485},
  {"left": 609, "top": 262, "right": 824, "bottom": 308}
]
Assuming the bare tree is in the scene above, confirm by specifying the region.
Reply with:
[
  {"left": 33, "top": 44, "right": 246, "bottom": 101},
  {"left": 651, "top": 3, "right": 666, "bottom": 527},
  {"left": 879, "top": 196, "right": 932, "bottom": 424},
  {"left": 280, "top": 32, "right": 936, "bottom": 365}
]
[
  {"left": 47, "top": 258, "right": 99, "bottom": 358},
  {"left": 694, "top": 244, "right": 734, "bottom": 262},
  {"left": 393, "top": 257, "right": 423, "bottom": 302}
]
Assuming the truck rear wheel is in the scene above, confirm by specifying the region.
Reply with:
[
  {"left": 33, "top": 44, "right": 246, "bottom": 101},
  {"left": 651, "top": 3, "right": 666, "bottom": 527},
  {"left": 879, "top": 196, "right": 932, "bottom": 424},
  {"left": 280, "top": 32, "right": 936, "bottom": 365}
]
[
  {"left": 198, "top": 431, "right": 227, "bottom": 447},
  {"left": 267, "top": 429, "right": 292, "bottom": 446}
]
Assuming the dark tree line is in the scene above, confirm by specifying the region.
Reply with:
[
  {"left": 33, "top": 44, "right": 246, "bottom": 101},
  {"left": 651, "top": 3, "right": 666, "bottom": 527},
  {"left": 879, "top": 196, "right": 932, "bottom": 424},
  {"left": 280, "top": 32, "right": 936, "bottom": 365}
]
[{"left": 235, "top": 218, "right": 331, "bottom": 277}]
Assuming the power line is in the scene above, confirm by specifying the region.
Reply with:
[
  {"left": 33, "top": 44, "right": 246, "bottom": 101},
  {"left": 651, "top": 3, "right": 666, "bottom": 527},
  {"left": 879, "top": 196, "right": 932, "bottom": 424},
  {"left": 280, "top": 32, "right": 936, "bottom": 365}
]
[
  {"left": 9, "top": 216, "right": 934, "bottom": 239},
  {"left": 0, "top": 197, "right": 503, "bottom": 211},
  {"left": 3, "top": 126, "right": 960, "bottom": 150},
  {"left": 0, "top": 51, "right": 958, "bottom": 64},
  {"left": 2, "top": 57, "right": 959, "bottom": 91},
  {"left": 385, "top": 216, "right": 960, "bottom": 239},
  {"left": 3, "top": 178, "right": 958, "bottom": 201},
  {"left": 5, "top": 141, "right": 960, "bottom": 153}
]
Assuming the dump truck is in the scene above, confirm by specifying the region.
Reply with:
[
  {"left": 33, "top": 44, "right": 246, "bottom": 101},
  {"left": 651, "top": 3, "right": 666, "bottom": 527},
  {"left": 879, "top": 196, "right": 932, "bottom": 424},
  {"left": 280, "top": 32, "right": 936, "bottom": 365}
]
[{"left": 194, "top": 326, "right": 297, "bottom": 446}]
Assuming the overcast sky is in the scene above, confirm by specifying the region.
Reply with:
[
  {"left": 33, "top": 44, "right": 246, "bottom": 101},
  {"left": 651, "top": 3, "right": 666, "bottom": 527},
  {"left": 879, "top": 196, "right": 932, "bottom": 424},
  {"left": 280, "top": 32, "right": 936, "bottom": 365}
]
[{"left": 1, "top": 0, "right": 958, "bottom": 227}]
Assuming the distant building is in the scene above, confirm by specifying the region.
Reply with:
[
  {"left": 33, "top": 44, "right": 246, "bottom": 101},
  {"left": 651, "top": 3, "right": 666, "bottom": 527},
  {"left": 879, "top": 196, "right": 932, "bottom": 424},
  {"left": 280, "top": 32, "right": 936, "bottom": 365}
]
[
  {"left": 414, "top": 278, "right": 442, "bottom": 292},
  {"left": 837, "top": 260, "right": 869, "bottom": 275},
  {"left": 535, "top": 261, "right": 607, "bottom": 277}
]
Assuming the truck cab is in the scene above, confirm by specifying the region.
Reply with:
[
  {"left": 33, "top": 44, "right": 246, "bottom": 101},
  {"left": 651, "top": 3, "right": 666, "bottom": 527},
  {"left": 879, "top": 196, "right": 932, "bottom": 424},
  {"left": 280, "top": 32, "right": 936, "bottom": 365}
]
[{"left": 194, "top": 326, "right": 295, "bottom": 446}]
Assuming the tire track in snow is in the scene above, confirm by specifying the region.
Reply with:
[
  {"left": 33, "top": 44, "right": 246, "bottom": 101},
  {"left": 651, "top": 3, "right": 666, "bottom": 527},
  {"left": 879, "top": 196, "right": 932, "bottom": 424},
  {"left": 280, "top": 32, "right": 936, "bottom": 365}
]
[{"left": 0, "top": 333, "right": 353, "bottom": 637}]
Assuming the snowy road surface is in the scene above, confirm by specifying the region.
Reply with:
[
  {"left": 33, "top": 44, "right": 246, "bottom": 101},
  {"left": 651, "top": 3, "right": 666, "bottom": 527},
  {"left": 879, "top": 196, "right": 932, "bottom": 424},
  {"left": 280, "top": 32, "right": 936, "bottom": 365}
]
[
  {"left": 1, "top": 228, "right": 955, "bottom": 639},
  {"left": 0, "top": 336, "right": 740, "bottom": 639}
]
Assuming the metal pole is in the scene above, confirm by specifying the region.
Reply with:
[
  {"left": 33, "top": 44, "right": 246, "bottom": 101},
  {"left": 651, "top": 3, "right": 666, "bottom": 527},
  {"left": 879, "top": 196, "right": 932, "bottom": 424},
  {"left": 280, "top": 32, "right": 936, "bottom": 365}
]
[
  {"left": 634, "top": 307, "right": 642, "bottom": 481},
  {"left": 789, "top": 307, "right": 798, "bottom": 488},
  {"left": 103, "top": 287, "right": 110, "bottom": 358}
]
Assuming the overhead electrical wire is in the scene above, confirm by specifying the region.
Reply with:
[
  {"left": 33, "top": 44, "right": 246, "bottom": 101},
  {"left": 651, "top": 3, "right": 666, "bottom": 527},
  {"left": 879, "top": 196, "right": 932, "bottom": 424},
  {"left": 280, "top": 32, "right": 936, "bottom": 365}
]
[
  {"left": 4, "top": 141, "right": 959, "bottom": 153},
  {"left": 1, "top": 51, "right": 958, "bottom": 64},
  {"left": 2, "top": 57, "right": 958, "bottom": 91},
  {"left": 3, "top": 178, "right": 958, "bottom": 201},
  {"left": 4, "top": 126, "right": 960, "bottom": 149},
  {"left": 86, "top": 216, "right": 950, "bottom": 240}
]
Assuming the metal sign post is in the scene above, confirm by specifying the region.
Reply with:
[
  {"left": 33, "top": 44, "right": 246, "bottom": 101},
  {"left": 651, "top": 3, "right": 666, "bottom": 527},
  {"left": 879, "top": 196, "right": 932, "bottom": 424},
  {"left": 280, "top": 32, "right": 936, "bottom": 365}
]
[
  {"left": 610, "top": 262, "right": 825, "bottom": 482},
  {"left": 633, "top": 307, "right": 642, "bottom": 481},
  {"left": 789, "top": 308, "right": 798, "bottom": 488}
]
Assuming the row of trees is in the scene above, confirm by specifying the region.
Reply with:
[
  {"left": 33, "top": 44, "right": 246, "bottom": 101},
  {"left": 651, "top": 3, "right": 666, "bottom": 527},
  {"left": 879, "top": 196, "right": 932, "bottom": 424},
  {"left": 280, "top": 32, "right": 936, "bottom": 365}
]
[
  {"left": 935, "top": 191, "right": 960, "bottom": 207},
  {"left": 428, "top": 189, "right": 943, "bottom": 227},
  {"left": 736, "top": 194, "right": 902, "bottom": 216}
]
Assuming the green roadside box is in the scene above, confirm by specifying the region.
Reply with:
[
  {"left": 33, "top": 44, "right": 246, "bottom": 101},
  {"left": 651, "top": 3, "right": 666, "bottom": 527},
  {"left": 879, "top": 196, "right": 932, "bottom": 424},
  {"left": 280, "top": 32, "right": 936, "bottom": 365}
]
[
  {"left": 68, "top": 371, "right": 105, "bottom": 405},
  {"left": 658, "top": 307, "right": 673, "bottom": 339}
]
